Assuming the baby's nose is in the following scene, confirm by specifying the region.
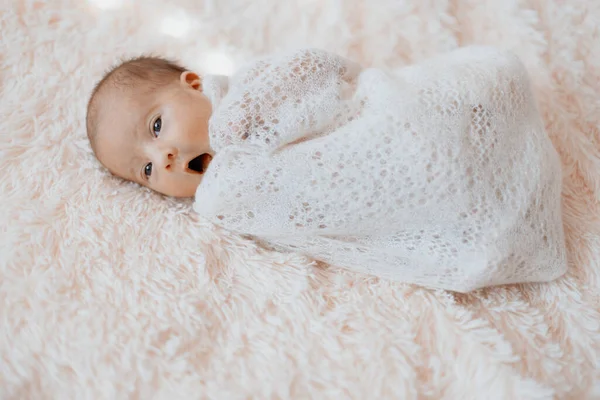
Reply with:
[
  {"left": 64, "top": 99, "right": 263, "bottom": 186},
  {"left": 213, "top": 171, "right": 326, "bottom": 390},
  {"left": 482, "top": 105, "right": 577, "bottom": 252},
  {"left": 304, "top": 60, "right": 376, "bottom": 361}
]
[{"left": 159, "top": 147, "right": 179, "bottom": 171}]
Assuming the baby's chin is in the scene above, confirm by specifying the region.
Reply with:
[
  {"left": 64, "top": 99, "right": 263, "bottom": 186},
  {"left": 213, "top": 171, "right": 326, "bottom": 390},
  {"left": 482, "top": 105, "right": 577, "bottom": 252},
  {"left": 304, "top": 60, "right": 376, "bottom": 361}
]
[
  {"left": 173, "top": 184, "right": 202, "bottom": 198},
  {"left": 149, "top": 180, "right": 199, "bottom": 198}
]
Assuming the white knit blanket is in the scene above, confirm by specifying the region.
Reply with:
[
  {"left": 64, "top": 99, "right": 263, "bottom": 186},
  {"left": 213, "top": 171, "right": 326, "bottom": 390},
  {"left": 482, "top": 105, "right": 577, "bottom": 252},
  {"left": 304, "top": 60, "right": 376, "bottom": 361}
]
[{"left": 195, "top": 46, "right": 567, "bottom": 292}]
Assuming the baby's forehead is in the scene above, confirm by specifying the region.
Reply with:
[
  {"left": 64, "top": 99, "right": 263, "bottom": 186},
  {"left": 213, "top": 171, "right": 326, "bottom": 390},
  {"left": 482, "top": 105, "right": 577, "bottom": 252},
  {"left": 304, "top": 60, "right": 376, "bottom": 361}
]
[
  {"left": 90, "top": 63, "right": 180, "bottom": 140},
  {"left": 96, "top": 78, "right": 153, "bottom": 116},
  {"left": 92, "top": 89, "right": 129, "bottom": 130},
  {"left": 102, "top": 74, "right": 150, "bottom": 99},
  {"left": 92, "top": 84, "right": 144, "bottom": 170},
  {"left": 92, "top": 86, "right": 143, "bottom": 143}
]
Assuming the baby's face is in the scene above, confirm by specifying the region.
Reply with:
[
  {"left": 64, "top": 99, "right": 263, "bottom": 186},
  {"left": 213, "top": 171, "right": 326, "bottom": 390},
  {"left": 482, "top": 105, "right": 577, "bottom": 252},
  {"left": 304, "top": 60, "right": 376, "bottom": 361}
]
[{"left": 94, "top": 72, "right": 213, "bottom": 197}]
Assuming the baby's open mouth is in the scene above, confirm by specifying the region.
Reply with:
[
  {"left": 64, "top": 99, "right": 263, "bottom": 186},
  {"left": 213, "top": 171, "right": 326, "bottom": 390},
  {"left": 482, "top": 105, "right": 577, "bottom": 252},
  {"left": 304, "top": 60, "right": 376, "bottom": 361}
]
[{"left": 188, "top": 153, "right": 213, "bottom": 174}]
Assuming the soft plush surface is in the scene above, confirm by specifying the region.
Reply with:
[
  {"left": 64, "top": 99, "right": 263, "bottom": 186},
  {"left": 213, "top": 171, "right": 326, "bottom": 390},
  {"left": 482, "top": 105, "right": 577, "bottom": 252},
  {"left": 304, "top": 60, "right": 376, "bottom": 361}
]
[{"left": 1, "top": 0, "right": 599, "bottom": 398}]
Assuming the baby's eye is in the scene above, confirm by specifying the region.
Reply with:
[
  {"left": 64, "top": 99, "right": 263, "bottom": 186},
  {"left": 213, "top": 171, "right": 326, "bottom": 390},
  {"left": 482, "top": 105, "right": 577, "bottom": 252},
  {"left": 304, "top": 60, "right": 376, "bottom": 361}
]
[
  {"left": 152, "top": 117, "right": 162, "bottom": 137},
  {"left": 144, "top": 162, "right": 153, "bottom": 178}
]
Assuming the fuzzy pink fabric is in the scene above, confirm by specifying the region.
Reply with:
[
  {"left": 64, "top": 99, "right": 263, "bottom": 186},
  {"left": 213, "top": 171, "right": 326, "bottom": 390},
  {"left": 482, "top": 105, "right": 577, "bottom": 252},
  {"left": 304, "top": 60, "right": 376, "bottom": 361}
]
[{"left": 1, "top": 0, "right": 599, "bottom": 398}]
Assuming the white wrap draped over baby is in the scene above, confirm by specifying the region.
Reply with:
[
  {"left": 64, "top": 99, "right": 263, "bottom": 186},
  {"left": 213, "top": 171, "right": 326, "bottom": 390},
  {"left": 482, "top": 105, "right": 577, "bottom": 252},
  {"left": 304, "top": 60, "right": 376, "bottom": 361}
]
[{"left": 195, "top": 46, "right": 567, "bottom": 292}]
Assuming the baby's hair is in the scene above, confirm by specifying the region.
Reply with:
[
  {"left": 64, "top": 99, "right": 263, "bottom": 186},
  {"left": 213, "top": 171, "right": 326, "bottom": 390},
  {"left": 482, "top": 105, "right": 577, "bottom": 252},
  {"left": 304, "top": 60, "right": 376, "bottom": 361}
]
[{"left": 86, "top": 56, "right": 187, "bottom": 155}]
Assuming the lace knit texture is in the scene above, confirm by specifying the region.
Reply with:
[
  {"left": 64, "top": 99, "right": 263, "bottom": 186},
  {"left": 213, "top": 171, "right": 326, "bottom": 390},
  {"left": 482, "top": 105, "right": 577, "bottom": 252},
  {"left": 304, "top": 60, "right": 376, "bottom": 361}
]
[{"left": 195, "top": 46, "right": 567, "bottom": 292}]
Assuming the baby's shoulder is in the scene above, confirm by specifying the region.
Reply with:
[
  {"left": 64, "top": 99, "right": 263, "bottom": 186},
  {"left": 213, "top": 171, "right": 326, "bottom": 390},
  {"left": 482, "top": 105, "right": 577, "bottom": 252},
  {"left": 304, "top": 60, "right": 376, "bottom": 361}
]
[{"left": 230, "top": 48, "right": 342, "bottom": 86}]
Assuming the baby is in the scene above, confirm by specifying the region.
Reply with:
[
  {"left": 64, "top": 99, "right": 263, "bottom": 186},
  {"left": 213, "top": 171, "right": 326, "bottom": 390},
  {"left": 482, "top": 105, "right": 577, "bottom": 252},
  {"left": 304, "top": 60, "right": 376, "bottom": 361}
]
[
  {"left": 86, "top": 57, "right": 215, "bottom": 198},
  {"left": 87, "top": 47, "right": 567, "bottom": 292},
  {"left": 87, "top": 49, "right": 360, "bottom": 198}
]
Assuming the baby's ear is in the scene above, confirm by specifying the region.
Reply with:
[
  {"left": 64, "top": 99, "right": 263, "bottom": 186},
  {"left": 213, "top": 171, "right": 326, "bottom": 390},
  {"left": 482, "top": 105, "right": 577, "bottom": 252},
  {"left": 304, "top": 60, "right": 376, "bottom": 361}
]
[{"left": 180, "top": 71, "right": 202, "bottom": 91}]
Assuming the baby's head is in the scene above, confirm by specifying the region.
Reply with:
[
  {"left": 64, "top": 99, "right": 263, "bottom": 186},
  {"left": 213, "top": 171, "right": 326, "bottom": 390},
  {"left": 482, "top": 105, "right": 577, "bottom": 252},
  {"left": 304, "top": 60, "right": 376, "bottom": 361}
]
[{"left": 86, "top": 56, "right": 214, "bottom": 198}]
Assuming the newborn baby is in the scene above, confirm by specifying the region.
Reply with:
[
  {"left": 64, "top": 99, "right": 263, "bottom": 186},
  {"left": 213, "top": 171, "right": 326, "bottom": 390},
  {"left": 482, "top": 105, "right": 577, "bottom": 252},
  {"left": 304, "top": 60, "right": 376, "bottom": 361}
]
[
  {"left": 86, "top": 58, "right": 214, "bottom": 197},
  {"left": 87, "top": 47, "right": 567, "bottom": 292}
]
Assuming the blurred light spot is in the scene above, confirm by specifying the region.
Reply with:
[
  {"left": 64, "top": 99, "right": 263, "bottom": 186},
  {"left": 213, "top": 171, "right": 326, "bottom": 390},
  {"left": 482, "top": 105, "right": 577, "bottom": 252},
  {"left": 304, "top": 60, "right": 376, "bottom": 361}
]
[
  {"left": 202, "top": 52, "right": 235, "bottom": 75},
  {"left": 161, "top": 14, "right": 190, "bottom": 38},
  {"left": 88, "top": 0, "right": 123, "bottom": 10}
]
